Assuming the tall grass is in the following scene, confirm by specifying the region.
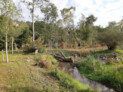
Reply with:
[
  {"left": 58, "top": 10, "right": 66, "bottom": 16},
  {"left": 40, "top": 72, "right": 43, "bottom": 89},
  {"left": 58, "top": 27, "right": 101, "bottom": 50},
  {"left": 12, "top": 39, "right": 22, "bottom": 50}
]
[{"left": 76, "top": 56, "right": 123, "bottom": 92}]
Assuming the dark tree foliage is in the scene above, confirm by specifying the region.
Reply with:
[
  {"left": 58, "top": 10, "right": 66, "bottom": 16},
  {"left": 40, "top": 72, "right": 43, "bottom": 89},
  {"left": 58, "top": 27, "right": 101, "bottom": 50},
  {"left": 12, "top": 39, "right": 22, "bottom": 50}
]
[
  {"left": 85, "top": 15, "right": 97, "bottom": 26},
  {"left": 0, "top": 31, "right": 5, "bottom": 50},
  {"left": 34, "top": 21, "right": 58, "bottom": 47},
  {"left": 34, "top": 21, "right": 47, "bottom": 39},
  {"left": 15, "top": 27, "right": 31, "bottom": 48}
]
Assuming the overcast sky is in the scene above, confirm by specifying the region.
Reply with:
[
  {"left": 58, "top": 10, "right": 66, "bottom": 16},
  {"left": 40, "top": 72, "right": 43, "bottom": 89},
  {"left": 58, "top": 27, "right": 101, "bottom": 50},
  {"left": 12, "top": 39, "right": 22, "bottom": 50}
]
[{"left": 13, "top": 0, "right": 123, "bottom": 27}]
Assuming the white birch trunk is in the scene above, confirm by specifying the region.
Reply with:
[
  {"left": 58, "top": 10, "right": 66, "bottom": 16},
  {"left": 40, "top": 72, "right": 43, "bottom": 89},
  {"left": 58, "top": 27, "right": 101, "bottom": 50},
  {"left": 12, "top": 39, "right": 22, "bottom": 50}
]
[
  {"left": 32, "top": 0, "right": 35, "bottom": 47},
  {"left": 12, "top": 37, "right": 14, "bottom": 54},
  {"left": 5, "top": 32, "right": 9, "bottom": 63}
]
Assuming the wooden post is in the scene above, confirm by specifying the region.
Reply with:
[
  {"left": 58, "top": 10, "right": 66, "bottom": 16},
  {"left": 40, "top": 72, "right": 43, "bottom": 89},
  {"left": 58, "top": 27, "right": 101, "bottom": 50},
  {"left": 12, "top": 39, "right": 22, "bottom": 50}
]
[
  {"left": 2, "top": 50, "right": 4, "bottom": 62},
  {"left": 35, "top": 49, "right": 38, "bottom": 54},
  {"left": 35, "top": 48, "right": 38, "bottom": 54},
  {"left": 14, "top": 43, "right": 18, "bottom": 51}
]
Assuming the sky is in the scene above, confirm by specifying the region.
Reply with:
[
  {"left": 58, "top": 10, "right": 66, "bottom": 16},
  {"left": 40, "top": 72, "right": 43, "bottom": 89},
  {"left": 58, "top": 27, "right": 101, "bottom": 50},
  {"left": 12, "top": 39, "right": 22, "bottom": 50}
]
[{"left": 13, "top": 0, "right": 123, "bottom": 27}]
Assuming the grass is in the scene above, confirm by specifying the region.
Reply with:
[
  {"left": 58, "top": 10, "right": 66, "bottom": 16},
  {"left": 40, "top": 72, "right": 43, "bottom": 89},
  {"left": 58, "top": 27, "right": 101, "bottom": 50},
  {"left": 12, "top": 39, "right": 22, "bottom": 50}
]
[
  {"left": 76, "top": 56, "right": 123, "bottom": 92},
  {"left": 0, "top": 51, "right": 93, "bottom": 92},
  {"left": 91, "top": 49, "right": 123, "bottom": 54},
  {"left": 116, "top": 49, "right": 123, "bottom": 54},
  {"left": 50, "top": 68, "right": 94, "bottom": 92},
  {"left": 0, "top": 53, "right": 61, "bottom": 92},
  {"left": 90, "top": 49, "right": 123, "bottom": 60}
]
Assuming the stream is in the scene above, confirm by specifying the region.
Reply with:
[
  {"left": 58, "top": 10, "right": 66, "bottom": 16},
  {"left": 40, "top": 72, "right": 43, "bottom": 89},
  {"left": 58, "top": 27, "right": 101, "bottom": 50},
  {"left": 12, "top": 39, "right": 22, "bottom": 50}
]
[{"left": 58, "top": 62, "right": 115, "bottom": 92}]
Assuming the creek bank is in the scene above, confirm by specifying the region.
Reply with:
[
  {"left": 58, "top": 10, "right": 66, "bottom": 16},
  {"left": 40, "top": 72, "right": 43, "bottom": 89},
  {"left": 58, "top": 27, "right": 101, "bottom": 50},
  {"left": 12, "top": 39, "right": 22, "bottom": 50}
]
[
  {"left": 57, "top": 62, "right": 115, "bottom": 92},
  {"left": 53, "top": 51, "right": 122, "bottom": 92},
  {"left": 76, "top": 55, "right": 123, "bottom": 92}
]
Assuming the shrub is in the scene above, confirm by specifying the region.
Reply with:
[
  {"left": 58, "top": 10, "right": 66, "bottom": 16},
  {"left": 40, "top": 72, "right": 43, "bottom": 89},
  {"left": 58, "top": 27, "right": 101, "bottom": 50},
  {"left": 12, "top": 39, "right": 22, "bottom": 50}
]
[
  {"left": 38, "top": 47, "right": 45, "bottom": 53},
  {"left": 97, "top": 30, "right": 123, "bottom": 50},
  {"left": 22, "top": 37, "right": 45, "bottom": 53},
  {"left": 35, "top": 55, "right": 52, "bottom": 68},
  {"left": 35, "top": 55, "right": 58, "bottom": 65},
  {"left": 76, "top": 56, "right": 100, "bottom": 73}
]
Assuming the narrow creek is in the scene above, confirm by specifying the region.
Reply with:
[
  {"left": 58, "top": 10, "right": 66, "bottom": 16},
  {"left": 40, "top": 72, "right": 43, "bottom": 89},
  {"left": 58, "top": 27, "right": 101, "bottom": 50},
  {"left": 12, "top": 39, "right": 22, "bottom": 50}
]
[{"left": 58, "top": 62, "right": 115, "bottom": 92}]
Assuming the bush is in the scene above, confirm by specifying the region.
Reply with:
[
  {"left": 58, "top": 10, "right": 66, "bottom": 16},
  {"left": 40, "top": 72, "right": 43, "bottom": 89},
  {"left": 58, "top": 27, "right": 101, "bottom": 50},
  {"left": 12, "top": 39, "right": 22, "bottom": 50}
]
[
  {"left": 97, "top": 30, "right": 123, "bottom": 50},
  {"left": 22, "top": 37, "right": 45, "bottom": 53},
  {"left": 38, "top": 47, "right": 45, "bottom": 53},
  {"left": 35, "top": 54, "right": 58, "bottom": 65},
  {"left": 76, "top": 56, "right": 100, "bottom": 73}
]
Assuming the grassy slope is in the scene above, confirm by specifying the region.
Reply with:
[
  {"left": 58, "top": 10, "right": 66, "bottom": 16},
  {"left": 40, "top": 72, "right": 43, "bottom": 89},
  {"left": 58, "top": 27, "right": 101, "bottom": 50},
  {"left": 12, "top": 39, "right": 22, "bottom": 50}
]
[
  {"left": 0, "top": 53, "right": 60, "bottom": 92},
  {"left": 0, "top": 52, "right": 92, "bottom": 92}
]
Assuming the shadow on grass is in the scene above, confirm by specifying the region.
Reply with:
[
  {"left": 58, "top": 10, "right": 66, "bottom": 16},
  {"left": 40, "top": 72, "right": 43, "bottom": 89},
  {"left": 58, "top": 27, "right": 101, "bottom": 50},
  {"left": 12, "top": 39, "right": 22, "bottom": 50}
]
[
  {"left": 8, "top": 50, "right": 23, "bottom": 54},
  {"left": 91, "top": 49, "right": 115, "bottom": 54},
  {"left": 1, "top": 86, "right": 49, "bottom": 92}
]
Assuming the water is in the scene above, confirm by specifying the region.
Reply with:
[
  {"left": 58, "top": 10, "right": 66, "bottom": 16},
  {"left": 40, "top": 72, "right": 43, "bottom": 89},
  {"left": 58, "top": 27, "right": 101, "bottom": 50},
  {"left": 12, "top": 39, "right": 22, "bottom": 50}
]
[{"left": 58, "top": 62, "right": 115, "bottom": 92}]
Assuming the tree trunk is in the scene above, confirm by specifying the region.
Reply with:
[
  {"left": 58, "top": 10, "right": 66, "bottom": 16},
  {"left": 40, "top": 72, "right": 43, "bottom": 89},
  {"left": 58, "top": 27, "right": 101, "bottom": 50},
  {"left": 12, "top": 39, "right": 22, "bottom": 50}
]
[
  {"left": 32, "top": 0, "right": 35, "bottom": 47},
  {"left": 2, "top": 50, "right": 4, "bottom": 62},
  {"left": 12, "top": 37, "right": 14, "bottom": 54},
  {"left": 107, "top": 44, "right": 117, "bottom": 50},
  {"left": 5, "top": 32, "right": 9, "bottom": 63},
  {"left": 54, "top": 55, "right": 74, "bottom": 62},
  {"left": 108, "top": 46, "right": 116, "bottom": 50},
  {"left": 53, "top": 52, "right": 75, "bottom": 63}
]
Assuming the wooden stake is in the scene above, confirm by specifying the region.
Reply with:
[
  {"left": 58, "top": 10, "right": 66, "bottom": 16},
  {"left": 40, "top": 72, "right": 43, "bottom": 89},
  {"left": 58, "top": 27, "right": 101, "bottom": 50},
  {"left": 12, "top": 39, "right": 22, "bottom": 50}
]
[{"left": 2, "top": 50, "right": 4, "bottom": 62}]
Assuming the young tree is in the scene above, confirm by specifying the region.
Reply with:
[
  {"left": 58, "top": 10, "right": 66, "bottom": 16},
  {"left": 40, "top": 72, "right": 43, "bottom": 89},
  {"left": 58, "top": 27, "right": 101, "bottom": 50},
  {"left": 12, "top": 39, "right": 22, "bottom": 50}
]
[
  {"left": 22, "top": 0, "right": 49, "bottom": 47},
  {"left": 41, "top": 2, "right": 58, "bottom": 47},
  {"left": 61, "top": 6, "right": 76, "bottom": 31},
  {"left": 0, "top": 0, "right": 20, "bottom": 62},
  {"left": 61, "top": 6, "right": 76, "bottom": 47},
  {"left": 9, "top": 21, "right": 24, "bottom": 54},
  {"left": 77, "top": 14, "right": 97, "bottom": 45}
]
